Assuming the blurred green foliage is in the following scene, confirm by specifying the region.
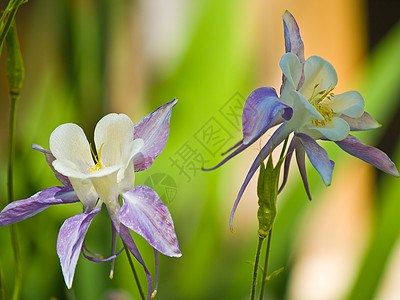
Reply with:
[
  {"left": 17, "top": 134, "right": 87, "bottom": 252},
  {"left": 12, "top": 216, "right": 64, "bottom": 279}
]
[{"left": 0, "top": 1, "right": 399, "bottom": 300}]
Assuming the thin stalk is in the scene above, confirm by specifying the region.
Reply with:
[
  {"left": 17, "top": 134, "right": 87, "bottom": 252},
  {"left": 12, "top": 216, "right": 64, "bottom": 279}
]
[
  {"left": 259, "top": 228, "right": 273, "bottom": 300},
  {"left": 123, "top": 243, "right": 145, "bottom": 300},
  {"left": 6, "top": 19, "right": 24, "bottom": 299},
  {"left": 250, "top": 236, "right": 264, "bottom": 300},
  {"left": 8, "top": 94, "right": 21, "bottom": 300}
]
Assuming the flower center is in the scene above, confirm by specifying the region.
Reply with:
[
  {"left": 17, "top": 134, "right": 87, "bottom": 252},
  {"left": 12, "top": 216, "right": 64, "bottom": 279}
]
[
  {"left": 308, "top": 83, "right": 335, "bottom": 127},
  {"left": 87, "top": 143, "right": 105, "bottom": 173}
]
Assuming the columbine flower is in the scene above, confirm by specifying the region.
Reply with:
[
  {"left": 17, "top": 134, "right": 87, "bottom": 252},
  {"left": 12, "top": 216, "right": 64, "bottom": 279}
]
[
  {"left": 0, "top": 99, "right": 181, "bottom": 299},
  {"left": 203, "top": 11, "right": 399, "bottom": 231}
]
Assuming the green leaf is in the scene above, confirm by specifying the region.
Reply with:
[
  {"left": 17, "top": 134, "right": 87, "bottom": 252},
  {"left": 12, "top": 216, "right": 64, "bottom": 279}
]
[
  {"left": 257, "top": 152, "right": 285, "bottom": 238},
  {"left": 265, "top": 267, "right": 285, "bottom": 283}
]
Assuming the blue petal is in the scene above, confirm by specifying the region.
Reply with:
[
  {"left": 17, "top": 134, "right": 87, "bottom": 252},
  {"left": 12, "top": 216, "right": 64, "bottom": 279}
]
[
  {"left": 296, "top": 133, "right": 335, "bottom": 186},
  {"left": 283, "top": 10, "right": 305, "bottom": 62},
  {"left": 282, "top": 10, "right": 305, "bottom": 90},
  {"left": 242, "top": 87, "right": 292, "bottom": 145},
  {"left": 133, "top": 99, "right": 177, "bottom": 172},
  {"left": 278, "top": 137, "right": 295, "bottom": 194},
  {"left": 294, "top": 139, "right": 312, "bottom": 200},
  {"left": 335, "top": 134, "right": 399, "bottom": 177},
  {"left": 0, "top": 186, "right": 79, "bottom": 226},
  {"left": 57, "top": 208, "right": 101, "bottom": 289}
]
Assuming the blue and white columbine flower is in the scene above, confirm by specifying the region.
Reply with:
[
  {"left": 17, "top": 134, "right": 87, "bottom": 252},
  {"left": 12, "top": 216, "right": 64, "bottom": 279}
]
[
  {"left": 204, "top": 11, "right": 399, "bottom": 231},
  {"left": 0, "top": 99, "right": 181, "bottom": 299}
]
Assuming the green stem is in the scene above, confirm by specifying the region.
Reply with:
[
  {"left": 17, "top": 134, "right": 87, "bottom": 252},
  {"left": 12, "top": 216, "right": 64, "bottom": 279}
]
[
  {"left": 259, "top": 228, "right": 273, "bottom": 300},
  {"left": 123, "top": 243, "right": 145, "bottom": 300},
  {"left": 0, "top": 0, "right": 25, "bottom": 52},
  {"left": 250, "top": 236, "right": 264, "bottom": 300},
  {"left": 8, "top": 93, "right": 21, "bottom": 300}
]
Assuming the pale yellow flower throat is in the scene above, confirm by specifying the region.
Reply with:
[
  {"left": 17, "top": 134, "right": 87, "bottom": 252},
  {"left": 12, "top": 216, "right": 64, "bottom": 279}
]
[
  {"left": 309, "top": 83, "right": 335, "bottom": 127},
  {"left": 87, "top": 143, "right": 105, "bottom": 173}
]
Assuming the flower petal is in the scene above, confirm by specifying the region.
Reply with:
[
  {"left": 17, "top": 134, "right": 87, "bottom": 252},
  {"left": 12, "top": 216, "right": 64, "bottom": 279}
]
[
  {"left": 120, "top": 186, "right": 181, "bottom": 257},
  {"left": 94, "top": 113, "right": 136, "bottom": 167},
  {"left": 230, "top": 123, "right": 291, "bottom": 231},
  {"left": 108, "top": 211, "right": 153, "bottom": 300},
  {"left": 242, "top": 87, "right": 292, "bottom": 145},
  {"left": 280, "top": 53, "right": 303, "bottom": 94},
  {"left": 283, "top": 10, "right": 305, "bottom": 64},
  {"left": 32, "top": 144, "right": 72, "bottom": 188},
  {"left": 300, "top": 56, "right": 338, "bottom": 100},
  {"left": 50, "top": 123, "right": 94, "bottom": 173},
  {"left": 340, "top": 112, "right": 381, "bottom": 131},
  {"left": 294, "top": 139, "right": 312, "bottom": 200},
  {"left": 133, "top": 99, "right": 178, "bottom": 172},
  {"left": 329, "top": 90, "right": 364, "bottom": 118},
  {"left": 0, "top": 186, "right": 79, "bottom": 226},
  {"left": 306, "top": 116, "right": 350, "bottom": 141},
  {"left": 202, "top": 141, "right": 247, "bottom": 171},
  {"left": 335, "top": 134, "right": 399, "bottom": 177},
  {"left": 296, "top": 133, "right": 335, "bottom": 186},
  {"left": 57, "top": 208, "right": 101, "bottom": 289}
]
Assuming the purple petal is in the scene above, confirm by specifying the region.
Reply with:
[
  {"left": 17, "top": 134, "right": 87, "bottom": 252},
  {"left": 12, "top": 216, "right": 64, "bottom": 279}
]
[
  {"left": 32, "top": 144, "right": 72, "bottom": 188},
  {"left": 296, "top": 133, "right": 335, "bottom": 186},
  {"left": 242, "top": 87, "right": 292, "bottom": 145},
  {"left": 112, "top": 218, "right": 153, "bottom": 300},
  {"left": 283, "top": 10, "right": 305, "bottom": 62},
  {"left": 57, "top": 208, "right": 101, "bottom": 289},
  {"left": 294, "top": 139, "right": 312, "bottom": 200},
  {"left": 120, "top": 186, "right": 181, "bottom": 257},
  {"left": 0, "top": 186, "right": 79, "bottom": 226},
  {"left": 335, "top": 134, "right": 399, "bottom": 177},
  {"left": 230, "top": 123, "right": 290, "bottom": 231},
  {"left": 278, "top": 137, "right": 295, "bottom": 194},
  {"left": 340, "top": 112, "right": 381, "bottom": 131},
  {"left": 133, "top": 99, "right": 178, "bottom": 172},
  {"left": 282, "top": 10, "right": 305, "bottom": 91}
]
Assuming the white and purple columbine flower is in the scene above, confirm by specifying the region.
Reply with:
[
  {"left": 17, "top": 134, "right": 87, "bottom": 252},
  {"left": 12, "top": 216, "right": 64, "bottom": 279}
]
[
  {"left": 0, "top": 99, "right": 181, "bottom": 299},
  {"left": 203, "top": 11, "right": 399, "bottom": 231}
]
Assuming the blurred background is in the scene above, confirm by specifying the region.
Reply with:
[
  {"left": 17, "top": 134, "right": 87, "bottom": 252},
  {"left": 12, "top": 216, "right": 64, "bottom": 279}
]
[{"left": 0, "top": 0, "right": 400, "bottom": 299}]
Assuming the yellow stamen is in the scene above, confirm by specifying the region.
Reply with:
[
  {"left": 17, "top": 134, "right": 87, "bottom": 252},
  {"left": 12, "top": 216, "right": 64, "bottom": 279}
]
[
  {"left": 308, "top": 84, "right": 335, "bottom": 127},
  {"left": 87, "top": 143, "right": 105, "bottom": 173}
]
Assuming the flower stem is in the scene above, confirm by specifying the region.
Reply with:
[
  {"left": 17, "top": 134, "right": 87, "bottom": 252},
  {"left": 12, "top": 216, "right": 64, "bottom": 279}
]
[
  {"left": 0, "top": 0, "right": 26, "bottom": 53},
  {"left": 259, "top": 228, "right": 273, "bottom": 300},
  {"left": 123, "top": 243, "right": 146, "bottom": 300},
  {"left": 250, "top": 236, "right": 264, "bottom": 300},
  {"left": 6, "top": 20, "right": 24, "bottom": 300}
]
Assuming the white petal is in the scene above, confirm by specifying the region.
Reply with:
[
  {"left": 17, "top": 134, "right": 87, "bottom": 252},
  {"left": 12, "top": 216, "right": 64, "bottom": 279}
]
[
  {"left": 94, "top": 113, "right": 136, "bottom": 167},
  {"left": 280, "top": 53, "right": 302, "bottom": 92},
  {"left": 300, "top": 56, "right": 338, "bottom": 100},
  {"left": 308, "top": 116, "right": 350, "bottom": 141},
  {"left": 68, "top": 177, "right": 98, "bottom": 212},
  {"left": 50, "top": 123, "right": 94, "bottom": 173},
  {"left": 328, "top": 90, "right": 364, "bottom": 118},
  {"left": 90, "top": 169, "right": 120, "bottom": 207},
  {"left": 285, "top": 91, "right": 323, "bottom": 130},
  {"left": 117, "top": 138, "right": 144, "bottom": 192}
]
